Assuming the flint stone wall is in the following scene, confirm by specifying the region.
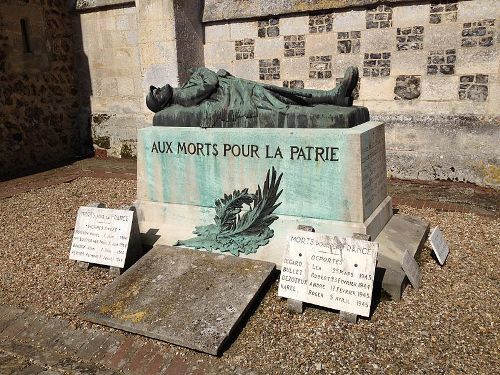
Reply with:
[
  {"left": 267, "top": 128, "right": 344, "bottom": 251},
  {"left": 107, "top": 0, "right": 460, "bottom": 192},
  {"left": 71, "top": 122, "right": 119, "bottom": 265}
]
[
  {"left": 0, "top": 0, "right": 83, "bottom": 180},
  {"left": 204, "top": 0, "right": 499, "bottom": 188},
  {"left": 31, "top": 0, "right": 498, "bottom": 188}
]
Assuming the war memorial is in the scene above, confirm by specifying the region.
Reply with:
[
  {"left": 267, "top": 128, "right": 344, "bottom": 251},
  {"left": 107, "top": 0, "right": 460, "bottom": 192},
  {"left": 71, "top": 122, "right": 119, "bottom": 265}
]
[
  {"left": 0, "top": 0, "right": 498, "bottom": 373},
  {"left": 72, "top": 61, "right": 433, "bottom": 353}
]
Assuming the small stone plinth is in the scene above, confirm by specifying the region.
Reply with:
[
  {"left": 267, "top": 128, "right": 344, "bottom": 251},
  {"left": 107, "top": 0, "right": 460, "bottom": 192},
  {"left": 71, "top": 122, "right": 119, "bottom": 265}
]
[
  {"left": 81, "top": 245, "right": 275, "bottom": 355},
  {"left": 375, "top": 214, "right": 429, "bottom": 300}
]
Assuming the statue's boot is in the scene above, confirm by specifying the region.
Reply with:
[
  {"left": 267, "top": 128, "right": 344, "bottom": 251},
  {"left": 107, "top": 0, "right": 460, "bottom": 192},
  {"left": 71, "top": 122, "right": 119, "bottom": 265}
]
[
  {"left": 299, "top": 66, "right": 359, "bottom": 106},
  {"left": 334, "top": 66, "right": 359, "bottom": 106}
]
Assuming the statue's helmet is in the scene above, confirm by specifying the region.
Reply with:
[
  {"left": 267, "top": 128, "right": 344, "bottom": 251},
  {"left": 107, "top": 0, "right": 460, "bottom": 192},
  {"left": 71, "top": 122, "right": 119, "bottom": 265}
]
[{"left": 146, "top": 85, "right": 173, "bottom": 113}]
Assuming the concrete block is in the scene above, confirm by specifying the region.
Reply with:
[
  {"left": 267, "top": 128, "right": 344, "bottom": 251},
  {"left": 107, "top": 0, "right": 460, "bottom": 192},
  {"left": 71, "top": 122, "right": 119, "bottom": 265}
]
[
  {"left": 101, "top": 77, "right": 118, "bottom": 97},
  {"left": 138, "top": 20, "right": 176, "bottom": 43},
  {"left": 391, "top": 51, "right": 427, "bottom": 76},
  {"left": 359, "top": 77, "right": 396, "bottom": 101},
  {"left": 392, "top": 4, "right": 430, "bottom": 27},
  {"left": 254, "top": 37, "right": 285, "bottom": 59},
  {"left": 420, "top": 76, "right": 459, "bottom": 101},
  {"left": 458, "top": 0, "right": 500, "bottom": 22},
  {"left": 305, "top": 33, "right": 336, "bottom": 56},
  {"left": 426, "top": 24, "right": 462, "bottom": 50},
  {"left": 330, "top": 53, "right": 363, "bottom": 77},
  {"left": 232, "top": 59, "right": 259, "bottom": 81},
  {"left": 455, "top": 48, "right": 499, "bottom": 75},
  {"left": 117, "top": 77, "right": 135, "bottom": 97},
  {"left": 136, "top": 123, "right": 392, "bottom": 267},
  {"left": 332, "top": 9, "right": 366, "bottom": 31},
  {"left": 230, "top": 21, "right": 258, "bottom": 40},
  {"left": 280, "top": 57, "right": 309, "bottom": 81},
  {"left": 361, "top": 29, "right": 394, "bottom": 52},
  {"left": 280, "top": 15, "right": 309, "bottom": 35},
  {"left": 204, "top": 41, "right": 235, "bottom": 64},
  {"left": 205, "top": 23, "right": 231, "bottom": 43}
]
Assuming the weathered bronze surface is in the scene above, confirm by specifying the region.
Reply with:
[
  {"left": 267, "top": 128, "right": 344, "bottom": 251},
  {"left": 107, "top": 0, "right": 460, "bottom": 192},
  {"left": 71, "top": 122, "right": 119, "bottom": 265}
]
[
  {"left": 176, "top": 167, "right": 283, "bottom": 255},
  {"left": 147, "top": 66, "right": 368, "bottom": 128}
]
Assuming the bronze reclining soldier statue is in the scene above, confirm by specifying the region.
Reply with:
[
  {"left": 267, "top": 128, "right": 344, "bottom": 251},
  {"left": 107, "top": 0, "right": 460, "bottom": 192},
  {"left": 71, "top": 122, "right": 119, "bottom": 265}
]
[{"left": 146, "top": 66, "right": 368, "bottom": 128}]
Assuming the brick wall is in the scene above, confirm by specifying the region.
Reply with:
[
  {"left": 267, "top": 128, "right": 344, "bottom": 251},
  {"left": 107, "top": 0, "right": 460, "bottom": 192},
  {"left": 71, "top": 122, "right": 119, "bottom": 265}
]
[{"left": 0, "top": 0, "right": 82, "bottom": 180}]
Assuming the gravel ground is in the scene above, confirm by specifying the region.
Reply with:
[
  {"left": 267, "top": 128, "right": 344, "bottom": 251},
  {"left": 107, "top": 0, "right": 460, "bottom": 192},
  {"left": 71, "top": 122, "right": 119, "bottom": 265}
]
[{"left": 0, "top": 177, "right": 498, "bottom": 374}]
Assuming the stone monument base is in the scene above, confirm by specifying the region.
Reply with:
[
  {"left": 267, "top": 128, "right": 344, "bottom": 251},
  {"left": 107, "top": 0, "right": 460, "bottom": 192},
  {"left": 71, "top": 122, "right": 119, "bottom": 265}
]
[
  {"left": 133, "top": 121, "right": 433, "bottom": 300},
  {"left": 135, "top": 195, "right": 392, "bottom": 267}
]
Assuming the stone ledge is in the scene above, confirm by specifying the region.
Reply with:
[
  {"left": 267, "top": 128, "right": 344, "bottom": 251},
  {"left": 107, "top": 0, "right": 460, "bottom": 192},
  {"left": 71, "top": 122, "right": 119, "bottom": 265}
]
[
  {"left": 203, "top": 0, "right": 466, "bottom": 23},
  {"left": 74, "top": 0, "right": 134, "bottom": 11}
]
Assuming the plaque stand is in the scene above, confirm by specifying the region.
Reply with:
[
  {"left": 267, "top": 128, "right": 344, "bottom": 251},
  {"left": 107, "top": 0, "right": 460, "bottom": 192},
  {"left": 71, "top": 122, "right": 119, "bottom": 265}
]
[
  {"left": 73, "top": 202, "right": 143, "bottom": 277},
  {"left": 285, "top": 226, "right": 371, "bottom": 324}
]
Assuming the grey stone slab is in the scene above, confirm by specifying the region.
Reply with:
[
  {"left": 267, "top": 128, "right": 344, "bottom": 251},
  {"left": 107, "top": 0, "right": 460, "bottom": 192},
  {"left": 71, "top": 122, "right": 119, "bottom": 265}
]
[
  {"left": 17, "top": 364, "right": 47, "bottom": 375},
  {"left": 375, "top": 214, "right": 429, "bottom": 300},
  {"left": 0, "top": 307, "right": 25, "bottom": 335},
  {"left": 81, "top": 245, "right": 275, "bottom": 355},
  {"left": 0, "top": 305, "right": 12, "bottom": 319},
  {"left": 401, "top": 250, "right": 422, "bottom": 290}
]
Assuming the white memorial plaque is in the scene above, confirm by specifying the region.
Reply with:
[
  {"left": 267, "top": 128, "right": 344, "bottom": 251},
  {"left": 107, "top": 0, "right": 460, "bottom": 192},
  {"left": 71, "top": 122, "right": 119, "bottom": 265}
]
[
  {"left": 69, "top": 207, "right": 134, "bottom": 268},
  {"left": 401, "top": 250, "right": 422, "bottom": 290},
  {"left": 278, "top": 231, "right": 379, "bottom": 317},
  {"left": 429, "top": 227, "right": 449, "bottom": 266}
]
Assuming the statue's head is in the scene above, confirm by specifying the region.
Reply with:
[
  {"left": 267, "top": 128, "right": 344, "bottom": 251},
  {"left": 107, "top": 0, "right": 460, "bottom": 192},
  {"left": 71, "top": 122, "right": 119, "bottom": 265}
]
[{"left": 146, "top": 85, "right": 173, "bottom": 113}]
